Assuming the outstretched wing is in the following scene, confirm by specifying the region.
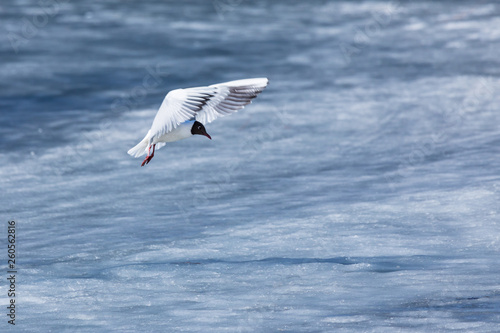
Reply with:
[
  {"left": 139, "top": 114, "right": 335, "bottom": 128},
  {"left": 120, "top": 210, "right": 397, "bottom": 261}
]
[
  {"left": 196, "top": 78, "right": 269, "bottom": 124},
  {"left": 149, "top": 78, "right": 268, "bottom": 139}
]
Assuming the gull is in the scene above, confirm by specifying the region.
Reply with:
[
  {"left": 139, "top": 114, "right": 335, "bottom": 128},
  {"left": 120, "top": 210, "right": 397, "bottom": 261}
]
[{"left": 128, "top": 78, "right": 269, "bottom": 166}]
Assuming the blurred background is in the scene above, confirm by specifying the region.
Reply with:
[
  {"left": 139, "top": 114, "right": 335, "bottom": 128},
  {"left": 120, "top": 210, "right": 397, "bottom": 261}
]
[{"left": 1, "top": 0, "right": 500, "bottom": 331}]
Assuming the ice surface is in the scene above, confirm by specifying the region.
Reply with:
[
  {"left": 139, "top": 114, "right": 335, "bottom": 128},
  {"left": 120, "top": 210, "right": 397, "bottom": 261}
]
[{"left": 1, "top": 0, "right": 500, "bottom": 332}]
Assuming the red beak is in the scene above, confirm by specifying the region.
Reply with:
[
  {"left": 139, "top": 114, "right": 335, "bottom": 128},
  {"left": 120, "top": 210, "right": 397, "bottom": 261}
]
[{"left": 204, "top": 133, "right": 212, "bottom": 140}]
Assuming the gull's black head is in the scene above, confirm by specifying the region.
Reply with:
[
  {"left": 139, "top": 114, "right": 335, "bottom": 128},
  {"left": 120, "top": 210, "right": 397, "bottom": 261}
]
[{"left": 191, "top": 121, "right": 211, "bottom": 140}]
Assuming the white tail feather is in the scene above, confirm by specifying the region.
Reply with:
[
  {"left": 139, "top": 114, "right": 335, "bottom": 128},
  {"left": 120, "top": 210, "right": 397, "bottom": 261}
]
[{"left": 128, "top": 136, "right": 149, "bottom": 158}]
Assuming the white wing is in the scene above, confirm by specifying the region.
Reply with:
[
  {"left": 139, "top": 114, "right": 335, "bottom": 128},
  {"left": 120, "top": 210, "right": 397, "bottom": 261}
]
[
  {"left": 196, "top": 78, "right": 269, "bottom": 124},
  {"left": 149, "top": 78, "right": 268, "bottom": 140}
]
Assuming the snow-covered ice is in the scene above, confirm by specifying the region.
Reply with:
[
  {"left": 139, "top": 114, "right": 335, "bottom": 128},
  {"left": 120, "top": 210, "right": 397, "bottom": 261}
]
[{"left": 1, "top": 1, "right": 499, "bottom": 331}]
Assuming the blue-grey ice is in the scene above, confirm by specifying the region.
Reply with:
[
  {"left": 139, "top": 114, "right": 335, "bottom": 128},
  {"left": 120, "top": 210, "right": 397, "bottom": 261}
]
[{"left": 1, "top": 1, "right": 499, "bottom": 332}]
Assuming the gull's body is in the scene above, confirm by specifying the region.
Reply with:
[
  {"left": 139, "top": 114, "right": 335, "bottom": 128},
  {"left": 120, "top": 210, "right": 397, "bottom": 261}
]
[
  {"left": 152, "top": 120, "right": 196, "bottom": 143},
  {"left": 128, "top": 78, "right": 269, "bottom": 166}
]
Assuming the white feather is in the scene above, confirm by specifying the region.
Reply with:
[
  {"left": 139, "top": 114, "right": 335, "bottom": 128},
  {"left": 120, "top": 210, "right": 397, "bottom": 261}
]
[{"left": 128, "top": 78, "right": 268, "bottom": 157}]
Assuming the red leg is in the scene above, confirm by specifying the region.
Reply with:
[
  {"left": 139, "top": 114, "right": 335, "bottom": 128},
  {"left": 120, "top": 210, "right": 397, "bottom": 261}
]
[
  {"left": 141, "top": 145, "right": 152, "bottom": 167},
  {"left": 140, "top": 144, "right": 156, "bottom": 167}
]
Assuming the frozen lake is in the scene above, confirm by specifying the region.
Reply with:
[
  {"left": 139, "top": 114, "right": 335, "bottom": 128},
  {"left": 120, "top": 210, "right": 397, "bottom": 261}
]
[{"left": 1, "top": 0, "right": 500, "bottom": 331}]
